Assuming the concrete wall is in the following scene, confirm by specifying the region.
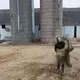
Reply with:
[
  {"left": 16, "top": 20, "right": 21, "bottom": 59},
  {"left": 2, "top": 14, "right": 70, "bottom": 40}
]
[
  {"left": 40, "top": 0, "right": 63, "bottom": 44},
  {"left": 10, "top": 0, "right": 32, "bottom": 44}
]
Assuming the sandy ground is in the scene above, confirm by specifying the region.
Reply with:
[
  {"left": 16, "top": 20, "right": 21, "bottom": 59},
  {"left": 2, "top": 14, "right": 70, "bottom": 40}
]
[{"left": 0, "top": 44, "right": 80, "bottom": 80}]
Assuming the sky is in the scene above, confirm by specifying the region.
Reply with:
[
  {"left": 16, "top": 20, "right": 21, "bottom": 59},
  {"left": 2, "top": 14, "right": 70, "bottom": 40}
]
[{"left": 0, "top": 0, "right": 80, "bottom": 9}]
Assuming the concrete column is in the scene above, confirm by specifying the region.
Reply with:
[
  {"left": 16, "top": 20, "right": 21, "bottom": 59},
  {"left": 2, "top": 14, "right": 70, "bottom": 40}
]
[
  {"left": 10, "top": 0, "right": 32, "bottom": 44},
  {"left": 40, "top": 0, "right": 63, "bottom": 44}
]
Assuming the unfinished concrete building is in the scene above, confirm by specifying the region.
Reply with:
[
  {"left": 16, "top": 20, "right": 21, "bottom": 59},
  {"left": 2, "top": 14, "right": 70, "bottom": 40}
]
[
  {"left": 9, "top": 0, "right": 63, "bottom": 44},
  {"left": 40, "top": 0, "right": 63, "bottom": 43},
  {"left": 9, "top": 0, "right": 32, "bottom": 44}
]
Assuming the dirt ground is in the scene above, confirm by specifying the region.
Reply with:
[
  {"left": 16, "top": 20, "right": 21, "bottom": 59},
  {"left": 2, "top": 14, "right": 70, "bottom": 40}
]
[{"left": 0, "top": 44, "right": 80, "bottom": 80}]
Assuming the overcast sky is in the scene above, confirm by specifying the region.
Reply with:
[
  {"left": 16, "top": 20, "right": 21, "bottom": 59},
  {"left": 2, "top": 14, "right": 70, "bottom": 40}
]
[{"left": 0, "top": 0, "right": 80, "bottom": 9}]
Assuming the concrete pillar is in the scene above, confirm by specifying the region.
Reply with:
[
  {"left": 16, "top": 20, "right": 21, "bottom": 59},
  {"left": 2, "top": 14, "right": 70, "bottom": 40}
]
[
  {"left": 40, "top": 0, "right": 63, "bottom": 44},
  {"left": 9, "top": 0, "right": 32, "bottom": 44}
]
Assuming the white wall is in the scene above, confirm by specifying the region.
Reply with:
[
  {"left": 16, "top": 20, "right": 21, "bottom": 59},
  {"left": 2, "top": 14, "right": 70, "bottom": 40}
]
[
  {"left": 77, "top": 26, "right": 80, "bottom": 38},
  {"left": 0, "top": 25, "right": 11, "bottom": 40},
  {"left": 63, "top": 26, "right": 80, "bottom": 38},
  {"left": 63, "top": 26, "right": 74, "bottom": 38}
]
